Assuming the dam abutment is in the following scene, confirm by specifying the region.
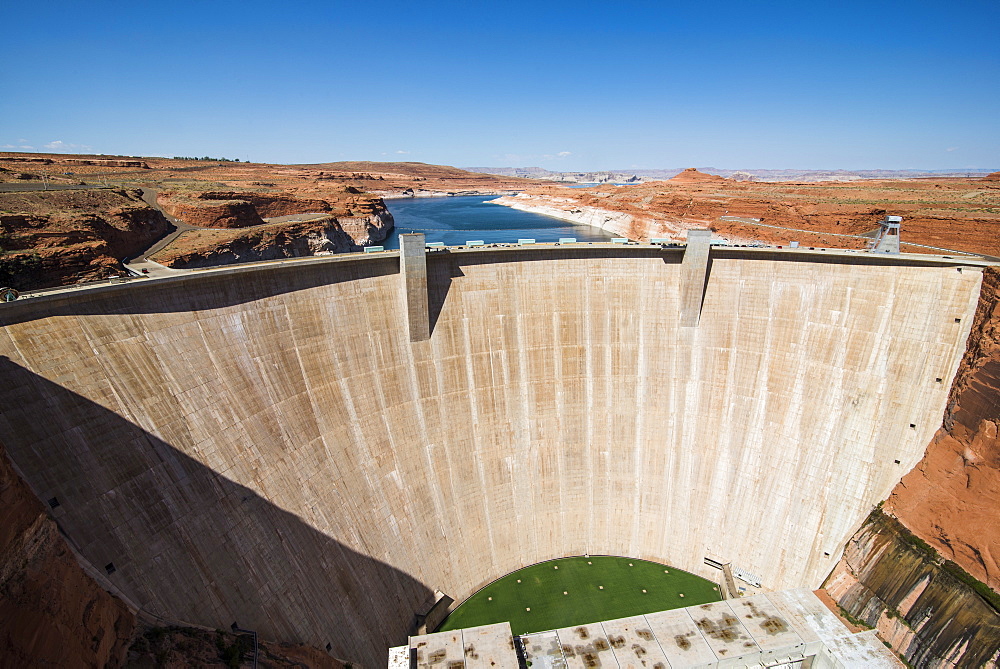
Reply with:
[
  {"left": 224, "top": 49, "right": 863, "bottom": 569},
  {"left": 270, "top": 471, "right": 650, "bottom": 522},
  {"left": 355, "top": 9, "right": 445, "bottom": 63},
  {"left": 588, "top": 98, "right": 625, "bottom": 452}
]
[{"left": 0, "top": 246, "right": 988, "bottom": 665}]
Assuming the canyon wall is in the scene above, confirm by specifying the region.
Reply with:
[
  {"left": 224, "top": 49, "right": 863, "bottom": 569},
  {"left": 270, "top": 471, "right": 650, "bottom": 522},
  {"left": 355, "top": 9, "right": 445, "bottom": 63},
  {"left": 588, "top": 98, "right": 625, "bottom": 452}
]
[
  {"left": 157, "top": 212, "right": 395, "bottom": 269},
  {"left": 887, "top": 267, "right": 1000, "bottom": 590},
  {"left": 0, "top": 248, "right": 981, "bottom": 666},
  {"left": 825, "top": 511, "right": 1000, "bottom": 667}
]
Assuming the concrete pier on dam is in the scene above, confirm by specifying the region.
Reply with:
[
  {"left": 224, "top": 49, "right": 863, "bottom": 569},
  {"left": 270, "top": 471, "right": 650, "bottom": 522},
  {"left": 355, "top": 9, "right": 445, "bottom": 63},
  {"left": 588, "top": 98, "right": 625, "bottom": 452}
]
[{"left": 0, "top": 241, "right": 985, "bottom": 665}]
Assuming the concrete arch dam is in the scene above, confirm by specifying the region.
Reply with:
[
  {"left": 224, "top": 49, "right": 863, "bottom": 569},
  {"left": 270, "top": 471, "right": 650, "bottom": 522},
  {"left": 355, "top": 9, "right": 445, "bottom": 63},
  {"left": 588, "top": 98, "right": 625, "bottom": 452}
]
[{"left": 0, "top": 246, "right": 982, "bottom": 666}]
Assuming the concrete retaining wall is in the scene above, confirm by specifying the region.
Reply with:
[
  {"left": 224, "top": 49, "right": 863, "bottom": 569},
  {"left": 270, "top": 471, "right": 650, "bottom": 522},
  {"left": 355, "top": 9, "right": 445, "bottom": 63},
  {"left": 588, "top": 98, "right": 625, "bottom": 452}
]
[{"left": 0, "top": 248, "right": 982, "bottom": 665}]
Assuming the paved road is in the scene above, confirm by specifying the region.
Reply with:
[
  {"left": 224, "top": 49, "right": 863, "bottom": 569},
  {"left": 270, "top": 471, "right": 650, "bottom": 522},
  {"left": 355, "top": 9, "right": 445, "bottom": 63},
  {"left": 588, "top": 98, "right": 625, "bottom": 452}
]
[
  {"left": 130, "top": 188, "right": 198, "bottom": 262},
  {"left": 0, "top": 183, "right": 196, "bottom": 264},
  {"left": 262, "top": 212, "right": 330, "bottom": 224},
  {"left": 125, "top": 258, "right": 188, "bottom": 279}
]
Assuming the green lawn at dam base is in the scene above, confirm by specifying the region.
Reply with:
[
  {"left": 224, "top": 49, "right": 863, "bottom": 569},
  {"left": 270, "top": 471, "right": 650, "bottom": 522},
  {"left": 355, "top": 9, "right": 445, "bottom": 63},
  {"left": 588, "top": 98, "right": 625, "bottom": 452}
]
[{"left": 437, "top": 556, "right": 721, "bottom": 635}]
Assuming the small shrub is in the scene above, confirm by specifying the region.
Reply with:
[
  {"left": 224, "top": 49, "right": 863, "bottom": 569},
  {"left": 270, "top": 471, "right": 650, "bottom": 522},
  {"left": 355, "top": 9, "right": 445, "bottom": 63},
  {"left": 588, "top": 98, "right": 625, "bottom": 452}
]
[
  {"left": 145, "top": 626, "right": 167, "bottom": 642},
  {"left": 0, "top": 253, "right": 41, "bottom": 288}
]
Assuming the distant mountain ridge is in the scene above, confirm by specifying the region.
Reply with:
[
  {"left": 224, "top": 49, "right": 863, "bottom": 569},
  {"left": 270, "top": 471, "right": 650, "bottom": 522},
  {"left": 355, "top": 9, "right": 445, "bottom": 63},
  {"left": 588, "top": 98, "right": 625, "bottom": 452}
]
[
  {"left": 463, "top": 167, "right": 640, "bottom": 183},
  {"left": 465, "top": 166, "right": 999, "bottom": 183}
]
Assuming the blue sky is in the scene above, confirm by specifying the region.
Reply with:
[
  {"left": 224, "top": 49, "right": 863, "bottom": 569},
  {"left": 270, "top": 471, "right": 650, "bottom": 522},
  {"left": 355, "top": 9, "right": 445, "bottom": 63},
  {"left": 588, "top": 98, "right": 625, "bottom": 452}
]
[{"left": 2, "top": 0, "right": 998, "bottom": 170}]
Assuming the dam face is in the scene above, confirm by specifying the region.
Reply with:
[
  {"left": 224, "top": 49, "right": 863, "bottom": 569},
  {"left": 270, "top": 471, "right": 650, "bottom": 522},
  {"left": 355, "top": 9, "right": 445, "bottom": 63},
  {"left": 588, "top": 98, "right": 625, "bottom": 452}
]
[{"left": 0, "top": 247, "right": 982, "bottom": 665}]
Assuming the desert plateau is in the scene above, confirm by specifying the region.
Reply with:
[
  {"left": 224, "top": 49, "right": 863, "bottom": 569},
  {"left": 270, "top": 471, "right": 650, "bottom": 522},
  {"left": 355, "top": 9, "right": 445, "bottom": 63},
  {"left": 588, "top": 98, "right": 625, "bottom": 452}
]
[{"left": 2, "top": 153, "right": 998, "bottom": 293}]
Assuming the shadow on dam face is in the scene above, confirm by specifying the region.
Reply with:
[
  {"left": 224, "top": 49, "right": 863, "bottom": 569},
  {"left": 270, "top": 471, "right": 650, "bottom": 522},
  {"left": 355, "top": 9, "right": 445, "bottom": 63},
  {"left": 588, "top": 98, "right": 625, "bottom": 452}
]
[
  {"left": 0, "top": 357, "right": 432, "bottom": 665},
  {"left": 0, "top": 248, "right": 985, "bottom": 666}
]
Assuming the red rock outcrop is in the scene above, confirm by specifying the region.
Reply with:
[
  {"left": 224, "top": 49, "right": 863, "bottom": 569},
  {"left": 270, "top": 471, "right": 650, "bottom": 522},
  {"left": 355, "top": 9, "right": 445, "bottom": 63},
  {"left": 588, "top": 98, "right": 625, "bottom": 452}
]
[
  {"left": 887, "top": 267, "right": 1000, "bottom": 590},
  {"left": 668, "top": 167, "right": 728, "bottom": 184},
  {"left": 156, "top": 190, "right": 364, "bottom": 229},
  {"left": 0, "top": 188, "right": 171, "bottom": 289},
  {"left": 984, "top": 171, "right": 1000, "bottom": 181},
  {"left": 63, "top": 159, "right": 149, "bottom": 169},
  {"left": 0, "top": 156, "right": 54, "bottom": 164},
  {"left": 824, "top": 510, "right": 1000, "bottom": 667},
  {"left": 156, "top": 192, "right": 266, "bottom": 228},
  {"left": 151, "top": 212, "right": 393, "bottom": 268},
  {"left": 0, "top": 439, "right": 137, "bottom": 667}
]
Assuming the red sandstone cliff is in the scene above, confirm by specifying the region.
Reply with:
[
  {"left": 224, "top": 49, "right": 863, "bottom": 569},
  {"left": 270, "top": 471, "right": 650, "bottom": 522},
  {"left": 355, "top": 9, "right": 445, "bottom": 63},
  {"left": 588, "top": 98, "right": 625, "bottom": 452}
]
[
  {"left": 0, "top": 440, "right": 136, "bottom": 667},
  {"left": 887, "top": 267, "right": 1000, "bottom": 590},
  {"left": 151, "top": 213, "right": 392, "bottom": 268},
  {"left": 0, "top": 188, "right": 171, "bottom": 290},
  {"left": 156, "top": 190, "right": 340, "bottom": 229},
  {"left": 149, "top": 182, "right": 394, "bottom": 267}
]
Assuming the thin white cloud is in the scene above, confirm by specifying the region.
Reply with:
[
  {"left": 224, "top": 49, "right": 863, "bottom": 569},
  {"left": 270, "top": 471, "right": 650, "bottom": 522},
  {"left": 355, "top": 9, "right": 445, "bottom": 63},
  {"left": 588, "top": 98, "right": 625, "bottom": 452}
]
[
  {"left": 946, "top": 146, "right": 958, "bottom": 152},
  {"left": 498, "top": 151, "right": 571, "bottom": 164},
  {"left": 43, "top": 140, "right": 93, "bottom": 152},
  {"left": 19, "top": 145, "right": 34, "bottom": 150},
  {"left": 395, "top": 150, "right": 409, "bottom": 155},
  {"left": 0, "top": 144, "right": 16, "bottom": 149}
]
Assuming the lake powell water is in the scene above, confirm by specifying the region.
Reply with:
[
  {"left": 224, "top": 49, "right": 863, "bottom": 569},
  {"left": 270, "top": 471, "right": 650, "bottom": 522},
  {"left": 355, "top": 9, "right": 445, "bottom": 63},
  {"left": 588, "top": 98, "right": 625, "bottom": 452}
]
[{"left": 381, "top": 195, "right": 616, "bottom": 249}]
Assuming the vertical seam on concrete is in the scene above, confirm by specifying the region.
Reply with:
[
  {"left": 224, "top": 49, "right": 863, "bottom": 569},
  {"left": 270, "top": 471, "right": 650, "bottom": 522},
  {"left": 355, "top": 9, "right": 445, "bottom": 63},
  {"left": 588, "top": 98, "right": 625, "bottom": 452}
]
[
  {"left": 430, "top": 304, "right": 473, "bottom": 584},
  {"left": 403, "top": 336, "right": 448, "bottom": 592},
  {"left": 552, "top": 307, "right": 564, "bottom": 551},
  {"left": 584, "top": 263, "right": 596, "bottom": 557},
  {"left": 462, "top": 309, "right": 499, "bottom": 576},
  {"left": 601, "top": 282, "right": 613, "bottom": 547},
  {"left": 513, "top": 267, "right": 535, "bottom": 565},
  {"left": 631, "top": 263, "right": 647, "bottom": 556}
]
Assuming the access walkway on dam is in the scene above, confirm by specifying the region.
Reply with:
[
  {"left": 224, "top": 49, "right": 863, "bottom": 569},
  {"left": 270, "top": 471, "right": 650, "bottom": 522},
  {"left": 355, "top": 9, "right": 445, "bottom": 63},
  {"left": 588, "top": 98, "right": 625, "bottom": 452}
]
[
  {"left": 10, "top": 235, "right": 995, "bottom": 306},
  {"left": 0, "top": 236, "right": 989, "bottom": 665}
]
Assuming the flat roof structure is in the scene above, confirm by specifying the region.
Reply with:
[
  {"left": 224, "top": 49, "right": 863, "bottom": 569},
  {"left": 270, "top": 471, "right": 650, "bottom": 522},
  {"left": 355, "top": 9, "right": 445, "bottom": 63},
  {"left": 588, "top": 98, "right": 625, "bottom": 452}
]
[
  {"left": 391, "top": 589, "right": 903, "bottom": 668},
  {"left": 392, "top": 623, "right": 519, "bottom": 669}
]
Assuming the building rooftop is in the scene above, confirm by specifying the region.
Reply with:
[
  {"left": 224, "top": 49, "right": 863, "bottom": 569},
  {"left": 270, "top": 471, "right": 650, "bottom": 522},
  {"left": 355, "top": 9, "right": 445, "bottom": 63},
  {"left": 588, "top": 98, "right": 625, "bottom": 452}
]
[{"left": 391, "top": 588, "right": 903, "bottom": 668}]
